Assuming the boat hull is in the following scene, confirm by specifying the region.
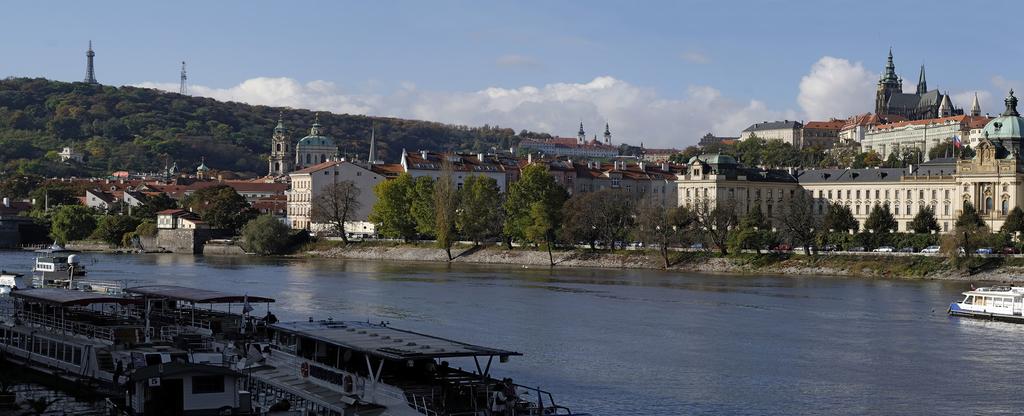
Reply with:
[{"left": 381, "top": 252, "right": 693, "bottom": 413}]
[{"left": 948, "top": 303, "right": 1024, "bottom": 323}]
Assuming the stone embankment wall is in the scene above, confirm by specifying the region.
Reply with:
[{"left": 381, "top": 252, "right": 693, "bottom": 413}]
[{"left": 156, "top": 229, "right": 211, "bottom": 254}]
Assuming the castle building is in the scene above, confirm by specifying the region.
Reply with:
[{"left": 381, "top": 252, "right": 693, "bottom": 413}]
[
  {"left": 268, "top": 114, "right": 293, "bottom": 177},
  {"left": 875, "top": 49, "right": 961, "bottom": 120},
  {"left": 294, "top": 113, "right": 339, "bottom": 171},
  {"left": 677, "top": 91, "right": 1024, "bottom": 233},
  {"left": 740, "top": 120, "right": 802, "bottom": 146}
]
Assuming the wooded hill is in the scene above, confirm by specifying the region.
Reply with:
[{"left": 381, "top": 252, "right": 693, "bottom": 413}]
[{"left": 0, "top": 77, "right": 552, "bottom": 177}]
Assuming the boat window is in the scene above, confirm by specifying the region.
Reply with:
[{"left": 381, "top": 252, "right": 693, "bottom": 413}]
[
  {"left": 192, "top": 375, "right": 226, "bottom": 394},
  {"left": 963, "top": 296, "right": 973, "bottom": 304},
  {"left": 994, "top": 298, "right": 1003, "bottom": 308}
]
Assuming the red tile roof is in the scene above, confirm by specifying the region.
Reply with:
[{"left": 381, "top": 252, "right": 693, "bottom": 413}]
[
  {"left": 874, "top": 115, "right": 991, "bottom": 131},
  {"left": 804, "top": 120, "right": 846, "bottom": 130}
]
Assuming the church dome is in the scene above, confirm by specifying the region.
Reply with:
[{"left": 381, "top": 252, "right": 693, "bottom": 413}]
[
  {"left": 297, "top": 113, "right": 336, "bottom": 146},
  {"left": 688, "top": 153, "right": 737, "bottom": 166},
  {"left": 982, "top": 90, "right": 1024, "bottom": 140}
]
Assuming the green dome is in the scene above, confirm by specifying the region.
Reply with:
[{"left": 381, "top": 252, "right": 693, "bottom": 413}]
[
  {"left": 689, "top": 153, "right": 737, "bottom": 165},
  {"left": 982, "top": 90, "right": 1024, "bottom": 140},
  {"left": 297, "top": 135, "right": 336, "bottom": 146}
]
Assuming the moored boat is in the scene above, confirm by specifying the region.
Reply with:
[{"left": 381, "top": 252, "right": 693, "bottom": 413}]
[{"left": 948, "top": 286, "right": 1024, "bottom": 322}]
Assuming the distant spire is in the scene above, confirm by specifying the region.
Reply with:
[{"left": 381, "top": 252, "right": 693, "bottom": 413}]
[
  {"left": 179, "top": 61, "right": 188, "bottom": 95},
  {"left": 938, "top": 92, "right": 952, "bottom": 117},
  {"left": 916, "top": 65, "right": 927, "bottom": 95},
  {"left": 84, "top": 41, "right": 97, "bottom": 84},
  {"left": 882, "top": 47, "right": 897, "bottom": 83},
  {"left": 368, "top": 124, "right": 377, "bottom": 164},
  {"left": 604, "top": 123, "right": 611, "bottom": 144},
  {"left": 1003, "top": 89, "right": 1019, "bottom": 117},
  {"left": 577, "top": 121, "right": 585, "bottom": 143},
  {"left": 274, "top": 111, "right": 285, "bottom": 133},
  {"left": 311, "top": 112, "right": 322, "bottom": 136},
  {"left": 971, "top": 92, "right": 981, "bottom": 117}
]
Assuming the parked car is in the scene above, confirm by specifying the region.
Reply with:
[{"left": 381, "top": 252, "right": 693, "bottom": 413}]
[
  {"left": 1001, "top": 246, "right": 1020, "bottom": 254},
  {"left": 847, "top": 246, "right": 866, "bottom": 252},
  {"left": 872, "top": 246, "right": 896, "bottom": 253},
  {"left": 976, "top": 247, "right": 994, "bottom": 255},
  {"left": 898, "top": 246, "right": 916, "bottom": 253},
  {"left": 920, "top": 245, "right": 941, "bottom": 253},
  {"left": 690, "top": 242, "right": 705, "bottom": 249},
  {"left": 821, "top": 244, "right": 837, "bottom": 252},
  {"left": 772, "top": 243, "right": 792, "bottom": 252}
]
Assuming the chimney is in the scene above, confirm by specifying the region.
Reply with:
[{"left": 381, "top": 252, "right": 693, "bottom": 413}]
[
  {"left": 2, "top": 198, "right": 8, "bottom": 208},
  {"left": 477, "top": 153, "right": 485, "bottom": 162},
  {"left": 420, "top": 150, "right": 428, "bottom": 160}
]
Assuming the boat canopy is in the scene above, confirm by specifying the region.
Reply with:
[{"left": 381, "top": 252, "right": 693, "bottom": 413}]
[
  {"left": 272, "top": 320, "right": 522, "bottom": 361},
  {"left": 129, "top": 362, "right": 238, "bottom": 382},
  {"left": 125, "top": 285, "right": 275, "bottom": 304},
  {"left": 12, "top": 288, "right": 139, "bottom": 306}
]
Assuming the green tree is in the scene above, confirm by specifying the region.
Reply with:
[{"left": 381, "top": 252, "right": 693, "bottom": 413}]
[
  {"left": 91, "top": 215, "right": 141, "bottom": 246},
  {"left": 695, "top": 200, "right": 738, "bottom": 255},
  {"left": 408, "top": 176, "right": 435, "bottom": 238},
  {"left": 457, "top": 175, "right": 502, "bottom": 245},
  {"left": 956, "top": 202, "right": 985, "bottom": 229},
  {"left": 434, "top": 157, "right": 459, "bottom": 261},
  {"left": 241, "top": 214, "right": 292, "bottom": 255},
  {"left": 633, "top": 200, "right": 696, "bottom": 268},
  {"left": 864, "top": 204, "right": 897, "bottom": 233},
  {"left": 29, "top": 183, "right": 79, "bottom": 211},
  {"left": 1001, "top": 206, "right": 1024, "bottom": 237},
  {"left": 182, "top": 185, "right": 256, "bottom": 233},
  {"left": 945, "top": 202, "right": 988, "bottom": 266},
  {"left": 129, "top": 192, "right": 178, "bottom": 220},
  {"left": 502, "top": 164, "right": 568, "bottom": 247},
  {"left": 778, "top": 191, "right": 822, "bottom": 254},
  {"left": 50, "top": 205, "right": 97, "bottom": 244},
  {"left": 823, "top": 204, "right": 858, "bottom": 232},
  {"left": 369, "top": 173, "right": 417, "bottom": 241},
  {"left": 909, "top": 205, "right": 940, "bottom": 234},
  {"left": 524, "top": 201, "right": 559, "bottom": 266},
  {"left": 728, "top": 205, "right": 772, "bottom": 254}
]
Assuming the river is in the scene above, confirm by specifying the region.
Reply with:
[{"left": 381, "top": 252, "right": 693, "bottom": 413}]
[{"left": 1, "top": 251, "right": 1018, "bottom": 415}]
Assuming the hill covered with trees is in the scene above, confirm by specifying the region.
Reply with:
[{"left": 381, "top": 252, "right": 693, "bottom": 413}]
[{"left": 0, "top": 77, "right": 551, "bottom": 177}]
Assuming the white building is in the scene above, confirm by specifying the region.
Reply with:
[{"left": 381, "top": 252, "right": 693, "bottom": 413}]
[
  {"left": 401, "top": 150, "right": 516, "bottom": 192},
  {"left": 862, "top": 115, "right": 990, "bottom": 160},
  {"left": 58, "top": 147, "right": 84, "bottom": 163},
  {"left": 287, "top": 160, "right": 397, "bottom": 235},
  {"left": 740, "top": 120, "right": 803, "bottom": 147}
]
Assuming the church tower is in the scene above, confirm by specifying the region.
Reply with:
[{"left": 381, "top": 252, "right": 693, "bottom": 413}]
[
  {"left": 971, "top": 92, "right": 982, "bottom": 117},
  {"left": 604, "top": 123, "right": 612, "bottom": 145},
  {"left": 577, "top": 122, "right": 586, "bottom": 144},
  {"left": 875, "top": 49, "right": 902, "bottom": 116},
  {"left": 268, "top": 113, "right": 293, "bottom": 176},
  {"left": 916, "top": 65, "right": 927, "bottom": 95}
]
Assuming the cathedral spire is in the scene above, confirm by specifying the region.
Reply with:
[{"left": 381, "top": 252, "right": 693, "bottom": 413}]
[
  {"left": 310, "top": 112, "right": 323, "bottom": 136},
  {"left": 916, "top": 65, "right": 927, "bottom": 95},
  {"left": 938, "top": 92, "right": 952, "bottom": 117},
  {"left": 577, "top": 122, "right": 585, "bottom": 144},
  {"left": 603, "top": 123, "right": 611, "bottom": 144},
  {"left": 1003, "top": 90, "right": 1019, "bottom": 117},
  {"left": 971, "top": 92, "right": 981, "bottom": 117},
  {"left": 274, "top": 112, "right": 285, "bottom": 133},
  {"left": 883, "top": 48, "right": 897, "bottom": 83}
]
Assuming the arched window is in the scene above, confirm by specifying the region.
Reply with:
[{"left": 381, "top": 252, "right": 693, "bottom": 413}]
[
  {"left": 944, "top": 203, "right": 950, "bottom": 216},
  {"left": 275, "top": 162, "right": 280, "bottom": 173},
  {"left": 276, "top": 143, "right": 281, "bottom": 152},
  {"left": 986, "top": 197, "right": 994, "bottom": 212},
  {"left": 306, "top": 154, "right": 311, "bottom": 164},
  {"left": 320, "top": 154, "right": 327, "bottom": 163},
  {"left": 1002, "top": 199, "right": 1009, "bottom": 215}
]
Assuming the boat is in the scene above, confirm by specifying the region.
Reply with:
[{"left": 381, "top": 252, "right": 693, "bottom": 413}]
[
  {"left": 32, "top": 252, "right": 87, "bottom": 288},
  {"left": 948, "top": 285, "right": 1024, "bottom": 322},
  {"left": 123, "top": 285, "right": 584, "bottom": 416},
  {"left": 0, "top": 271, "right": 29, "bottom": 295}
]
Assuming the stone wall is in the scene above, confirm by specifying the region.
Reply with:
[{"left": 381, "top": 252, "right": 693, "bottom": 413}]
[{"left": 155, "top": 229, "right": 211, "bottom": 254}]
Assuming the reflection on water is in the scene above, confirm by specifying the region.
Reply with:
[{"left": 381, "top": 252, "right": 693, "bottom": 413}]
[{"left": 1, "top": 251, "right": 1017, "bottom": 415}]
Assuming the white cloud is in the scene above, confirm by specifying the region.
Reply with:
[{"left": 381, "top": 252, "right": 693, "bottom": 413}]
[
  {"left": 681, "top": 51, "right": 711, "bottom": 65},
  {"left": 136, "top": 76, "right": 794, "bottom": 149},
  {"left": 797, "top": 56, "right": 875, "bottom": 120},
  {"left": 495, "top": 54, "right": 542, "bottom": 69}
]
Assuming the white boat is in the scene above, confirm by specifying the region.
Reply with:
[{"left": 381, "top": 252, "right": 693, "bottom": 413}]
[
  {"left": 32, "top": 252, "right": 87, "bottom": 288},
  {"left": 948, "top": 286, "right": 1024, "bottom": 321},
  {"left": 0, "top": 271, "right": 29, "bottom": 295}
]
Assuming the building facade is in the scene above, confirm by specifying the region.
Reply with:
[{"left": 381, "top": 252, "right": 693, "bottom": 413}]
[
  {"left": 801, "top": 120, "right": 845, "bottom": 149},
  {"left": 294, "top": 115, "right": 339, "bottom": 171},
  {"left": 268, "top": 115, "right": 293, "bottom": 177},
  {"left": 875, "top": 49, "right": 961, "bottom": 120},
  {"left": 862, "top": 115, "right": 991, "bottom": 160},
  {"left": 286, "top": 160, "right": 394, "bottom": 234},
  {"left": 740, "top": 121, "right": 803, "bottom": 147}
]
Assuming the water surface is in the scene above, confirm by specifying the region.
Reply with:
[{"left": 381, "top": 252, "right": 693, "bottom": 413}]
[{"left": 0, "top": 251, "right": 1013, "bottom": 415}]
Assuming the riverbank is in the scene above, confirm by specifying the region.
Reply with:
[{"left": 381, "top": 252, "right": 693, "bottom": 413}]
[{"left": 304, "top": 242, "right": 1024, "bottom": 282}]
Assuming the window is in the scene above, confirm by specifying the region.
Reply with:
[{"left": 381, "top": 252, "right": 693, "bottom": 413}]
[
  {"left": 944, "top": 203, "right": 949, "bottom": 216},
  {"left": 931, "top": 190, "right": 936, "bottom": 200},
  {"left": 907, "top": 190, "right": 911, "bottom": 199},
  {"left": 906, "top": 204, "right": 911, "bottom": 215},
  {"left": 1002, "top": 199, "right": 1009, "bottom": 215},
  {"left": 986, "top": 197, "right": 994, "bottom": 212},
  {"left": 856, "top": 190, "right": 861, "bottom": 199},
  {"left": 856, "top": 205, "right": 860, "bottom": 214},
  {"left": 875, "top": 190, "right": 880, "bottom": 199},
  {"left": 885, "top": 190, "right": 890, "bottom": 198},
  {"left": 919, "top": 190, "right": 924, "bottom": 200},
  {"left": 192, "top": 375, "right": 226, "bottom": 394},
  {"left": 846, "top": 190, "right": 851, "bottom": 199},
  {"left": 895, "top": 205, "right": 900, "bottom": 215},
  {"left": 945, "top": 190, "right": 950, "bottom": 199}
]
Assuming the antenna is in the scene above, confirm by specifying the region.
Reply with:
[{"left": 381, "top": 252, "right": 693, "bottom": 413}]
[{"left": 179, "top": 61, "right": 188, "bottom": 95}]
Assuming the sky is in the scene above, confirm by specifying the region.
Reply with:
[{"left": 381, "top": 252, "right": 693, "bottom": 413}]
[{"left": 1, "top": 0, "right": 1022, "bottom": 148}]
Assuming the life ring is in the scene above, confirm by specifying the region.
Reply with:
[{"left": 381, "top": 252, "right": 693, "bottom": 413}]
[
  {"left": 300, "top": 362, "right": 310, "bottom": 378},
  {"left": 343, "top": 375, "right": 354, "bottom": 393}
]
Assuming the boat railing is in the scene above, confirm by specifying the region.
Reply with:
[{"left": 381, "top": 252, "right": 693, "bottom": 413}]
[
  {"left": 511, "top": 383, "right": 574, "bottom": 415},
  {"left": 148, "top": 309, "right": 214, "bottom": 330},
  {"left": 19, "top": 310, "right": 116, "bottom": 342}
]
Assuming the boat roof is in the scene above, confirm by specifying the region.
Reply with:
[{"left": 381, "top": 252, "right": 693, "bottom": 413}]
[
  {"left": 126, "top": 285, "right": 275, "bottom": 304},
  {"left": 272, "top": 320, "right": 521, "bottom": 361},
  {"left": 12, "top": 288, "right": 138, "bottom": 306},
  {"left": 963, "top": 286, "right": 1024, "bottom": 296},
  {"left": 129, "top": 362, "right": 238, "bottom": 382}
]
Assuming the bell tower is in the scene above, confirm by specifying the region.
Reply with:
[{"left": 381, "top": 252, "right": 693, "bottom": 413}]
[{"left": 269, "top": 113, "right": 293, "bottom": 176}]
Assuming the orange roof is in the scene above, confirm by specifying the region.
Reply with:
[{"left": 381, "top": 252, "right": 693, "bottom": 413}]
[
  {"left": 371, "top": 163, "right": 405, "bottom": 176},
  {"left": 291, "top": 160, "right": 343, "bottom": 175},
  {"left": 804, "top": 120, "right": 846, "bottom": 130}
]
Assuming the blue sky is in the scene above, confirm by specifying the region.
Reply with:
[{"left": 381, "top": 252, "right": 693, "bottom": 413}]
[{"left": 1, "top": 1, "right": 1020, "bottom": 147}]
